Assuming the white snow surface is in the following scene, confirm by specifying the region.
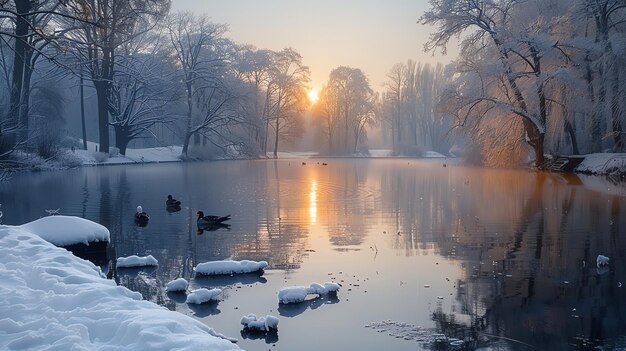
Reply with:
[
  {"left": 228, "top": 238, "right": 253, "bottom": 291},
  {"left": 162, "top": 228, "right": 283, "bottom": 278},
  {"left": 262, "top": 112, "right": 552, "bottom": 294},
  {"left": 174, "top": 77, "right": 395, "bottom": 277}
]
[
  {"left": 195, "top": 260, "right": 268, "bottom": 275},
  {"left": 576, "top": 153, "right": 626, "bottom": 174},
  {"left": 240, "top": 314, "right": 279, "bottom": 331},
  {"left": 74, "top": 142, "right": 183, "bottom": 165},
  {"left": 20, "top": 215, "right": 110, "bottom": 246},
  {"left": 278, "top": 282, "right": 340, "bottom": 304},
  {"left": 0, "top": 225, "right": 239, "bottom": 350},
  {"left": 597, "top": 254, "right": 610, "bottom": 267},
  {"left": 165, "top": 278, "right": 189, "bottom": 292},
  {"left": 117, "top": 255, "right": 159, "bottom": 268},
  {"left": 186, "top": 288, "right": 223, "bottom": 304}
]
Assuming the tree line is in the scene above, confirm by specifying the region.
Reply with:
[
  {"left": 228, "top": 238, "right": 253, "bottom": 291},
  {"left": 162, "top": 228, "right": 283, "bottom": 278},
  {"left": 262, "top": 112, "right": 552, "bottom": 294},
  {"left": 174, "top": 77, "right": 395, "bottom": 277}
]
[
  {"left": 2, "top": 0, "right": 623, "bottom": 169},
  {"left": 421, "top": 0, "right": 626, "bottom": 168},
  {"left": 0, "top": 0, "right": 314, "bottom": 164}
]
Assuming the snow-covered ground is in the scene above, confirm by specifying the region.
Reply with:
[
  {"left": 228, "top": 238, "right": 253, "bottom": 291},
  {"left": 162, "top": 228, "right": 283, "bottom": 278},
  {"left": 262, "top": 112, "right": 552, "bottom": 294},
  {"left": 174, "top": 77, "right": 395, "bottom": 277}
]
[
  {"left": 20, "top": 215, "right": 109, "bottom": 246},
  {"left": 0, "top": 222, "right": 239, "bottom": 350},
  {"left": 575, "top": 153, "right": 626, "bottom": 174},
  {"left": 73, "top": 142, "right": 183, "bottom": 165}
]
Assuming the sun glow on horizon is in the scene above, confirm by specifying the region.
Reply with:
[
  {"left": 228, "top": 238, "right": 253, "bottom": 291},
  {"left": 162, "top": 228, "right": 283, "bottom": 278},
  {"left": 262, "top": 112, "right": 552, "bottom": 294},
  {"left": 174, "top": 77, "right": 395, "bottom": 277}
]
[{"left": 308, "top": 89, "right": 319, "bottom": 103}]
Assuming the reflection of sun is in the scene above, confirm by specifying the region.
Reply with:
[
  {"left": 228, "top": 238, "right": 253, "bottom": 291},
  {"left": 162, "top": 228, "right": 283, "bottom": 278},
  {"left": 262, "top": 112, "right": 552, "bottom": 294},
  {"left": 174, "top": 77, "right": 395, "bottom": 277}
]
[
  {"left": 309, "top": 180, "right": 317, "bottom": 224},
  {"left": 308, "top": 89, "right": 319, "bottom": 103}
]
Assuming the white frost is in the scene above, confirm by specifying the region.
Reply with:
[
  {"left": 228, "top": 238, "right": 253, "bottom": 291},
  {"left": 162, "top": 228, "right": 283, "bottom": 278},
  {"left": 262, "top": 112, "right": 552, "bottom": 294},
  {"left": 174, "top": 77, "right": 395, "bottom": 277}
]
[
  {"left": 240, "top": 314, "right": 279, "bottom": 331},
  {"left": 117, "top": 254, "right": 158, "bottom": 268},
  {"left": 186, "top": 288, "right": 223, "bottom": 304},
  {"left": 20, "top": 215, "right": 110, "bottom": 246},
  {"left": 165, "top": 278, "right": 189, "bottom": 292},
  {"left": 195, "top": 260, "right": 268, "bottom": 276},
  {"left": 0, "top": 225, "right": 239, "bottom": 350}
]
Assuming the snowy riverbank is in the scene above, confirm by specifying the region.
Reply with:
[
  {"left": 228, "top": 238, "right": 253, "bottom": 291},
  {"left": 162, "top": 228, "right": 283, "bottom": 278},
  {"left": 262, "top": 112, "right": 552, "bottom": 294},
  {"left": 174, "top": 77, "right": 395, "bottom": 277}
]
[{"left": 0, "top": 223, "right": 239, "bottom": 350}]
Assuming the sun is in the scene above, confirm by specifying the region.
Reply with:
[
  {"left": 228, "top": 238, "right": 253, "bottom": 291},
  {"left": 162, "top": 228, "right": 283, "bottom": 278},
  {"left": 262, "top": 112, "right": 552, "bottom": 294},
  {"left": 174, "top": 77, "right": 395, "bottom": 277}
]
[{"left": 308, "top": 89, "right": 319, "bottom": 103}]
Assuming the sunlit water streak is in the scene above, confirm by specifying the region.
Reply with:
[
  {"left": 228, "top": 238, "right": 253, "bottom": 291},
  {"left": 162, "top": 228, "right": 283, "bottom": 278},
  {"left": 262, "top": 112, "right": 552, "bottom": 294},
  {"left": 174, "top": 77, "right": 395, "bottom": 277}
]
[{"left": 1, "top": 159, "right": 626, "bottom": 350}]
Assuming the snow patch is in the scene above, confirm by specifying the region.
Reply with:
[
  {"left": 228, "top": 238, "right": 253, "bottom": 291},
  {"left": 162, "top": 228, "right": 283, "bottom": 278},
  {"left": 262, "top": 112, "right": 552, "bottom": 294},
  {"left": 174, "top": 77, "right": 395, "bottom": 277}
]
[
  {"left": 186, "top": 288, "right": 223, "bottom": 304},
  {"left": 195, "top": 260, "right": 268, "bottom": 276},
  {"left": 165, "top": 278, "right": 189, "bottom": 292},
  {"left": 0, "top": 226, "right": 239, "bottom": 350},
  {"left": 278, "top": 282, "right": 340, "bottom": 304},
  {"left": 20, "top": 215, "right": 110, "bottom": 246},
  {"left": 240, "top": 314, "right": 279, "bottom": 332},
  {"left": 117, "top": 255, "right": 159, "bottom": 268}
]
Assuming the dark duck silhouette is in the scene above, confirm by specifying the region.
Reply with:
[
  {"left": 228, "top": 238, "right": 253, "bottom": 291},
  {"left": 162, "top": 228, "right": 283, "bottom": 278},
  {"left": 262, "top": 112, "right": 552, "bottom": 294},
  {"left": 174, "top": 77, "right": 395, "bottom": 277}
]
[
  {"left": 135, "top": 205, "right": 150, "bottom": 226},
  {"left": 166, "top": 195, "right": 182, "bottom": 213},
  {"left": 196, "top": 211, "right": 230, "bottom": 225},
  {"left": 166, "top": 195, "right": 181, "bottom": 207}
]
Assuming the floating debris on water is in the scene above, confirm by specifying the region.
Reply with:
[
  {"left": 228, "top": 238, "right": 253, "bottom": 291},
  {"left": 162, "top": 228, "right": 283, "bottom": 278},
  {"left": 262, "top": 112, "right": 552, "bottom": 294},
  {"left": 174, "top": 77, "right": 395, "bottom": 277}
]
[{"left": 365, "top": 321, "right": 465, "bottom": 349}]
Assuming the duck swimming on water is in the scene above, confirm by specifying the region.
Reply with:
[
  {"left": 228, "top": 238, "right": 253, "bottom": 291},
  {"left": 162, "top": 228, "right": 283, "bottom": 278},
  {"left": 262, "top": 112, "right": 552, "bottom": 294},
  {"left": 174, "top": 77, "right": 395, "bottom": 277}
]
[
  {"left": 166, "top": 195, "right": 181, "bottom": 207},
  {"left": 196, "top": 211, "right": 230, "bottom": 225},
  {"left": 135, "top": 206, "right": 150, "bottom": 226}
]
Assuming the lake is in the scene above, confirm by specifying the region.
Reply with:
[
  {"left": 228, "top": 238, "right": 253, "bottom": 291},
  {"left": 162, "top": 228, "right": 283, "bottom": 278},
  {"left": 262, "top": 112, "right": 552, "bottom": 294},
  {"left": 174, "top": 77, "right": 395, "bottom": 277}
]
[{"left": 2, "top": 159, "right": 626, "bottom": 350}]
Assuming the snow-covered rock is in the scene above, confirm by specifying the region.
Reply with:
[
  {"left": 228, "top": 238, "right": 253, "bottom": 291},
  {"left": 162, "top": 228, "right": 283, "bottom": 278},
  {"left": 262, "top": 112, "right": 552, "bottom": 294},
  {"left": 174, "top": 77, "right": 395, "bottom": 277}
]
[
  {"left": 240, "top": 314, "right": 279, "bottom": 331},
  {"left": 20, "top": 215, "right": 110, "bottom": 246},
  {"left": 165, "top": 278, "right": 189, "bottom": 293},
  {"left": 186, "top": 288, "right": 223, "bottom": 304},
  {"left": 117, "top": 255, "right": 159, "bottom": 268},
  {"left": 195, "top": 260, "right": 268, "bottom": 276},
  {"left": 278, "top": 282, "right": 340, "bottom": 304},
  {"left": 597, "top": 254, "right": 610, "bottom": 267}
]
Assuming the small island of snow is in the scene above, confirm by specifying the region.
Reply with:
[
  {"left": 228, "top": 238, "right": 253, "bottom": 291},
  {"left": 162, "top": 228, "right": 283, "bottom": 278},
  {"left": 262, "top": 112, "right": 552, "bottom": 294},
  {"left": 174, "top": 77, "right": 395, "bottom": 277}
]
[
  {"left": 186, "top": 288, "right": 223, "bottom": 304},
  {"left": 278, "top": 282, "right": 340, "bottom": 304},
  {"left": 195, "top": 260, "right": 268, "bottom": 276},
  {"left": 20, "top": 215, "right": 110, "bottom": 246},
  {"left": 165, "top": 278, "right": 189, "bottom": 292},
  {"left": 240, "top": 314, "right": 279, "bottom": 332},
  {"left": 117, "top": 254, "right": 159, "bottom": 268}
]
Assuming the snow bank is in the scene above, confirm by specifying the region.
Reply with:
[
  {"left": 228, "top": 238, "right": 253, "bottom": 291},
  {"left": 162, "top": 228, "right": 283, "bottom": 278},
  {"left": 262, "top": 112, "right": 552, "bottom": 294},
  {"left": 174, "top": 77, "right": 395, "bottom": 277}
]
[
  {"left": 165, "top": 278, "right": 189, "bottom": 292},
  {"left": 74, "top": 142, "right": 183, "bottom": 165},
  {"left": 0, "top": 225, "right": 239, "bottom": 350},
  {"left": 195, "top": 260, "right": 268, "bottom": 276},
  {"left": 240, "top": 314, "right": 279, "bottom": 331},
  {"left": 278, "top": 282, "right": 340, "bottom": 304},
  {"left": 576, "top": 153, "right": 626, "bottom": 174},
  {"left": 117, "top": 255, "right": 159, "bottom": 268},
  {"left": 20, "top": 215, "right": 110, "bottom": 246},
  {"left": 186, "top": 288, "right": 223, "bottom": 304},
  {"left": 423, "top": 151, "right": 446, "bottom": 158}
]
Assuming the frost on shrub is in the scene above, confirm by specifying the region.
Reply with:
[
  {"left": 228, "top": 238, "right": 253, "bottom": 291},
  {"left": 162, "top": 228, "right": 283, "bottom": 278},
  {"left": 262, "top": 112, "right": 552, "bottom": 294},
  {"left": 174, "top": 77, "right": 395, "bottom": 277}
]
[
  {"left": 56, "top": 151, "right": 83, "bottom": 168},
  {"left": 93, "top": 152, "right": 109, "bottom": 163},
  {"left": 109, "top": 147, "right": 120, "bottom": 157}
]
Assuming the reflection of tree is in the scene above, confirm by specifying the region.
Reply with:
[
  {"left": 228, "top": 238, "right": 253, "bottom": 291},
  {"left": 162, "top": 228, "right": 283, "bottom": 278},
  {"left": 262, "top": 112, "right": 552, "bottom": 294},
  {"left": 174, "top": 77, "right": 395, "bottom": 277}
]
[{"left": 423, "top": 172, "right": 626, "bottom": 349}]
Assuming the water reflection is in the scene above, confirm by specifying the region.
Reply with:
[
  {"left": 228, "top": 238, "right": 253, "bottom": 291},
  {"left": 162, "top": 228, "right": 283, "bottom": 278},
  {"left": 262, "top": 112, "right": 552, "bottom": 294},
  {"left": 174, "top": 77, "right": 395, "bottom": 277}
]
[{"left": 1, "top": 160, "right": 625, "bottom": 350}]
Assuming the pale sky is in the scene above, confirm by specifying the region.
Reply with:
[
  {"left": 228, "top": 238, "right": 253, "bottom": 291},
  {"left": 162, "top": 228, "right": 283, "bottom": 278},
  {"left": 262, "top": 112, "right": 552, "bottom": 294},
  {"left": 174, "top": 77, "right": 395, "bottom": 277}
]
[{"left": 170, "top": 0, "right": 453, "bottom": 92}]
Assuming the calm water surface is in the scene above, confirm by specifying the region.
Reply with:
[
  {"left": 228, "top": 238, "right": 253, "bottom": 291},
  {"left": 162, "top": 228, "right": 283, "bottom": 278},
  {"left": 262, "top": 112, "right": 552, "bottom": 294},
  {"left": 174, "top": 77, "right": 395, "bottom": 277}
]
[{"left": 2, "top": 159, "right": 626, "bottom": 350}]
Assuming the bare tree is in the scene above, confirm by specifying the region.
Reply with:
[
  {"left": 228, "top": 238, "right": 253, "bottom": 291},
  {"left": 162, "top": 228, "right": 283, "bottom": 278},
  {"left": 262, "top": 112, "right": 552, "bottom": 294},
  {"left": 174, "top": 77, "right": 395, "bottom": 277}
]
[
  {"left": 166, "top": 13, "right": 242, "bottom": 157},
  {"left": 65, "top": 0, "right": 170, "bottom": 154},
  {"left": 265, "top": 48, "right": 310, "bottom": 157}
]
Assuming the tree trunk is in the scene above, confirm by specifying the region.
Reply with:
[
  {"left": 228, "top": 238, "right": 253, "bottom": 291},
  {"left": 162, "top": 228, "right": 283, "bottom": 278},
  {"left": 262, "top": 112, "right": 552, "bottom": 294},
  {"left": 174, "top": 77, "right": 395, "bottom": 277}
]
[
  {"left": 5, "top": 0, "right": 33, "bottom": 149},
  {"left": 114, "top": 126, "right": 130, "bottom": 156},
  {"left": 564, "top": 119, "right": 579, "bottom": 155},
  {"left": 94, "top": 80, "right": 110, "bottom": 153},
  {"left": 182, "top": 131, "right": 193, "bottom": 156},
  {"left": 80, "top": 77, "right": 88, "bottom": 150},
  {"left": 273, "top": 116, "right": 279, "bottom": 158}
]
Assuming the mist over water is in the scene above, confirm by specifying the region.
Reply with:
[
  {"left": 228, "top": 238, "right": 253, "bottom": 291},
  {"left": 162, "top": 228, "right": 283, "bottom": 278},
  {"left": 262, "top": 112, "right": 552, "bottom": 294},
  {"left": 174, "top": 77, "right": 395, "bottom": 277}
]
[{"left": 2, "top": 160, "right": 625, "bottom": 350}]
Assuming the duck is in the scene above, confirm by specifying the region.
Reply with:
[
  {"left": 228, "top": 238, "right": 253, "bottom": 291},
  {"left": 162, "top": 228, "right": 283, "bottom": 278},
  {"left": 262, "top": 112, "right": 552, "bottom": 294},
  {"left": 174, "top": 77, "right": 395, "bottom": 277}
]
[
  {"left": 196, "top": 211, "right": 230, "bottom": 225},
  {"left": 166, "top": 195, "right": 181, "bottom": 207},
  {"left": 135, "top": 205, "right": 150, "bottom": 226}
]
